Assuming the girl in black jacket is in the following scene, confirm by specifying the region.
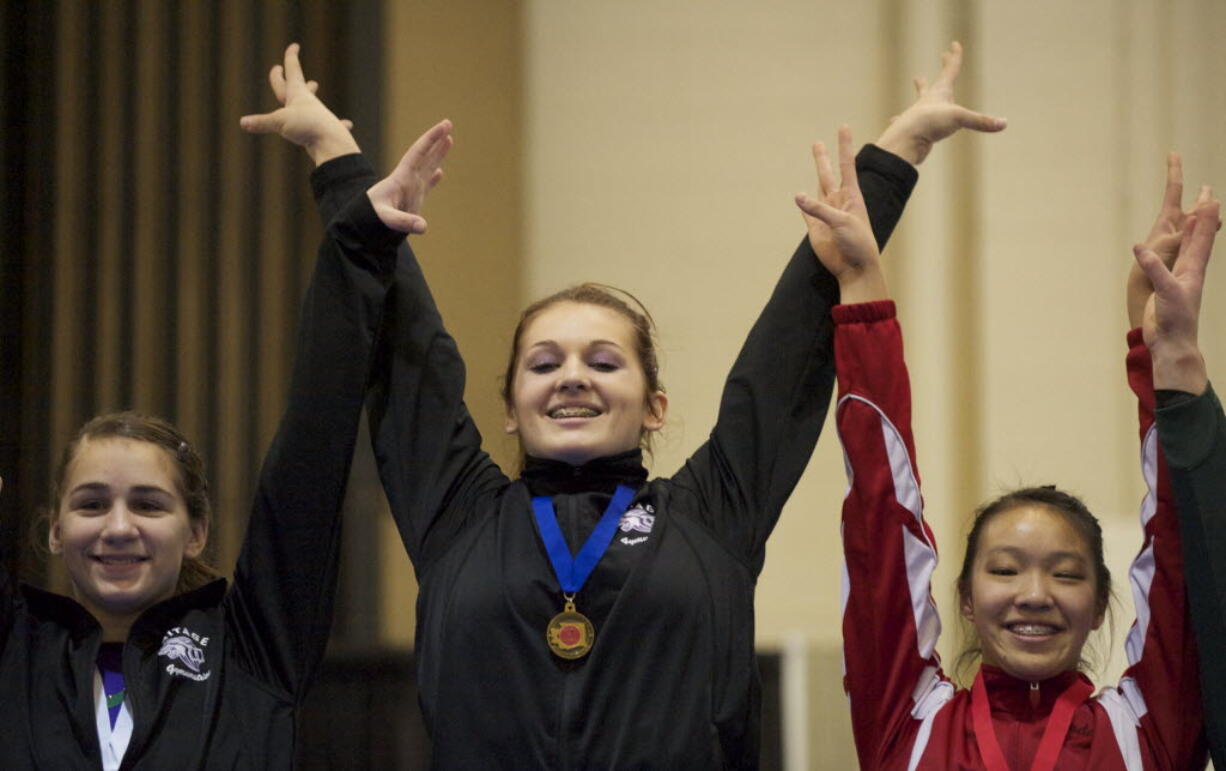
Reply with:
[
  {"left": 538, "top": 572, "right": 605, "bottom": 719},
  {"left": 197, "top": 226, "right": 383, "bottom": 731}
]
[
  {"left": 0, "top": 44, "right": 450, "bottom": 769},
  {"left": 256, "top": 41, "right": 1003, "bottom": 768}
]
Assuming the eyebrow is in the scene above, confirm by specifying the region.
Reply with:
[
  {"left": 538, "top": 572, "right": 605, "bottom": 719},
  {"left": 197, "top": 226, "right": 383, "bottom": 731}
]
[
  {"left": 983, "top": 546, "right": 1089, "bottom": 564},
  {"left": 526, "top": 339, "right": 626, "bottom": 351},
  {"left": 69, "top": 482, "right": 174, "bottom": 497}
]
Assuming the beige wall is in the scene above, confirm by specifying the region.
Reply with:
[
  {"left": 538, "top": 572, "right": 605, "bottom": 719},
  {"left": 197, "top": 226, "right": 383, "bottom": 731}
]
[
  {"left": 383, "top": 0, "right": 1226, "bottom": 765},
  {"left": 379, "top": 0, "right": 525, "bottom": 641}
]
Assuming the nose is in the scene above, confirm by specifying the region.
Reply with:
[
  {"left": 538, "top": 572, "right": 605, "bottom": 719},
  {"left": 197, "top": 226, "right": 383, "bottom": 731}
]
[
  {"left": 556, "top": 356, "right": 590, "bottom": 393},
  {"left": 1015, "top": 570, "right": 1053, "bottom": 610},
  {"left": 99, "top": 504, "right": 139, "bottom": 542}
]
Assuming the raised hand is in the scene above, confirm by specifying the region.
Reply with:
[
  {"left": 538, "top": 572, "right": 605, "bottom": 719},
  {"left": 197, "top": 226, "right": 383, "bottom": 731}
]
[
  {"left": 875, "top": 41, "right": 1006, "bottom": 166},
  {"left": 366, "top": 119, "right": 454, "bottom": 234},
  {"left": 1134, "top": 195, "right": 1221, "bottom": 393},
  {"left": 795, "top": 125, "right": 887, "bottom": 304},
  {"left": 239, "top": 43, "right": 360, "bottom": 166},
  {"left": 1127, "top": 152, "right": 1214, "bottom": 327}
]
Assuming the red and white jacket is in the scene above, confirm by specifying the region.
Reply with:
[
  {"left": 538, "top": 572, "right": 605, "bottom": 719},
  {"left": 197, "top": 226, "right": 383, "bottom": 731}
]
[{"left": 834, "top": 300, "right": 1206, "bottom": 770}]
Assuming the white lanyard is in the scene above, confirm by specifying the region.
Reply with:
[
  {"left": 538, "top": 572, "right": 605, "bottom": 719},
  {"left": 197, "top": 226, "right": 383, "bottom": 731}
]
[{"left": 93, "top": 670, "right": 133, "bottom": 771}]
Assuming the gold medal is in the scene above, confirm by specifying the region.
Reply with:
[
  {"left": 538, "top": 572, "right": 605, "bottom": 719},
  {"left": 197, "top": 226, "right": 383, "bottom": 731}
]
[{"left": 546, "top": 595, "right": 595, "bottom": 659}]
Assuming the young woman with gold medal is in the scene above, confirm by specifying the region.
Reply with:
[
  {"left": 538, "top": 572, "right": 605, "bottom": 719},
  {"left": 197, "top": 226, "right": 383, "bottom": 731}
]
[{"left": 249, "top": 42, "right": 1004, "bottom": 769}]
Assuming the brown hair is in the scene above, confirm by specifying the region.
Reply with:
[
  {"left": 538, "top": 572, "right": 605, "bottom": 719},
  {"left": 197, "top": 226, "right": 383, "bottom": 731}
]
[
  {"left": 953, "top": 485, "right": 1113, "bottom": 682},
  {"left": 50, "top": 411, "right": 218, "bottom": 592},
  {"left": 501, "top": 283, "right": 665, "bottom": 450}
]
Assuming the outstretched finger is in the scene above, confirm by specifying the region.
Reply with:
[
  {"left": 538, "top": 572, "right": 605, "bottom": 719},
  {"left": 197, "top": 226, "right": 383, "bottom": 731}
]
[
  {"left": 1161, "top": 152, "right": 1184, "bottom": 213},
  {"left": 282, "top": 42, "right": 306, "bottom": 88},
  {"left": 420, "top": 119, "right": 455, "bottom": 163},
  {"left": 912, "top": 76, "right": 928, "bottom": 95},
  {"left": 836, "top": 125, "right": 860, "bottom": 198},
  {"left": 1177, "top": 204, "right": 1222, "bottom": 278},
  {"left": 408, "top": 119, "right": 452, "bottom": 156},
  {"left": 812, "top": 141, "right": 837, "bottom": 198},
  {"left": 936, "top": 41, "right": 964, "bottom": 87},
  {"left": 413, "top": 134, "right": 453, "bottom": 179},
  {"left": 1194, "top": 184, "right": 1212, "bottom": 207},
  {"left": 268, "top": 64, "right": 287, "bottom": 104},
  {"left": 402, "top": 120, "right": 454, "bottom": 175}
]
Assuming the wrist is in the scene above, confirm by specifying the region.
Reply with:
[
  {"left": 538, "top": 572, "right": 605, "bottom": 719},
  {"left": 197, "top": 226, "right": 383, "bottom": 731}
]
[
  {"left": 874, "top": 124, "right": 925, "bottom": 167},
  {"left": 837, "top": 269, "right": 890, "bottom": 305},
  {"left": 307, "top": 133, "right": 362, "bottom": 167},
  {"left": 1151, "top": 343, "right": 1209, "bottom": 394}
]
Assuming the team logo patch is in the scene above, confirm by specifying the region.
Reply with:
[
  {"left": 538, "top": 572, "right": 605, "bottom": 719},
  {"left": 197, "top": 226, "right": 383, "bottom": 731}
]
[
  {"left": 619, "top": 504, "right": 654, "bottom": 545},
  {"left": 158, "top": 627, "right": 212, "bottom": 682}
]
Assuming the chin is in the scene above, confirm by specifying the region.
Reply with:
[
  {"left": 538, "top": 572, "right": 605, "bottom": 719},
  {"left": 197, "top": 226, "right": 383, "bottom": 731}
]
[
  {"left": 87, "top": 578, "right": 173, "bottom": 617},
  {"left": 93, "top": 588, "right": 155, "bottom": 614},
  {"left": 997, "top": 653, "right": 1076, "bottom": 682},
  {"left": 529, "top": 436, "right": 629, "bottom": 466}
]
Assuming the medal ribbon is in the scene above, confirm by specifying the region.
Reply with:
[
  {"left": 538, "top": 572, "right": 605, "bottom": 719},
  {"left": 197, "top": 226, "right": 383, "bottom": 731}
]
[
  {"left": 531, "top": 484, "right": 636, "bottom": 594},
  {"left": 96, "top": 642, "right": 126, "bottom": 729},
  {"left": 971, "top": 669, "right": 1094, "bottom": 771}
]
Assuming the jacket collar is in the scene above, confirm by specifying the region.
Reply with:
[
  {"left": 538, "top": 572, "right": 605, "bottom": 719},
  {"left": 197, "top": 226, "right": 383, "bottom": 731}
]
[
  {"left": 20, "top": 578, "right": 228, "bottom": 646},
  {"left": 978, "top": 665, "right": 1091, "bottom": 718},
  {"left": 520, "top": 449, "right": 648, "bottom": 496}
]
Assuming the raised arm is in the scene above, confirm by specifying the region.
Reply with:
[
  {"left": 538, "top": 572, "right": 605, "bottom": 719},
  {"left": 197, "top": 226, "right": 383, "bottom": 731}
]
[
  {"left": 802, "top": 127, "right": 949, "bottom": 767},
  {"left": 1135, "top": 181, "right": 1223, "bottom": 767},
  {"left": 362, "top": 204, "right": 510, "bottom": 574},
  {"left": 226, "top": 45, "right": 449, "bottom": 700},
  {"left": 672, "top": 43, "right": 1002, "bottom": 571},
  {"left": 243, "top": 43, "right": 486, "bottom": 578}
]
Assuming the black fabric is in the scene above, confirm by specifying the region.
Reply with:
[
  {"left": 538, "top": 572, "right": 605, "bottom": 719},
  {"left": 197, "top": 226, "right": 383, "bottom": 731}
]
[
  {"left": 365, "top": 146, "right": 917, "bottom": 768},
  {"left": 521, "top": 449, "right": 649, "bottom": 496},
  {"left": 1157, "top": 382, "right": 1226, "bottom": 769},
  {"left": 0, "top": 155, "right": 394, "bottom": 769}
]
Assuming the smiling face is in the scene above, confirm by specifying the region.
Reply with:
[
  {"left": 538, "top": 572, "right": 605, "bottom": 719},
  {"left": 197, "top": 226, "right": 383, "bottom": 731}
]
[
  {"left": 505, "top": 301, "right": 667, "bottom": 465},
  {"left": 49, "top": 437, "right": 207, "bottom": 634},
  {"left": 960, "top": 504, "right": 1105, "bottom": 682}
]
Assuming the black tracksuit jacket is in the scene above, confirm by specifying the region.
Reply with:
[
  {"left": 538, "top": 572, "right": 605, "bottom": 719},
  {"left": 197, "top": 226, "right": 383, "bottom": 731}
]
[
  {"left": 1157, "top": 383, "right": 1226, "bottom": 769},
  {"left": 363, "top": 146, "right": 917, "bottom": 768},
  {"left": 0, "top": 158, "right": 401, "bottom": 769}
]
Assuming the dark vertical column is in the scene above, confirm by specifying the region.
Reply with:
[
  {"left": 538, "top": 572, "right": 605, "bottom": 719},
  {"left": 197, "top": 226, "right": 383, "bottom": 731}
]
[
  {"left": 94, "top": 2, "right": 128, "bottom": 415},
  {"left": 332, "top": 0, "right": 385, "bottom": 652},
  {"left": 0, "top": 0, "right": 57, "bottom": 583}
]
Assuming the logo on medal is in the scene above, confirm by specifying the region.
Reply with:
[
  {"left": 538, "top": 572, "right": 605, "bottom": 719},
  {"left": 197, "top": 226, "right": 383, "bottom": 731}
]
[
  {"left": 158, "top": 626, "right": 211, "bottom": 682},
  {"left": 546, "top": 604, "right": 595, "bottom": 660}
]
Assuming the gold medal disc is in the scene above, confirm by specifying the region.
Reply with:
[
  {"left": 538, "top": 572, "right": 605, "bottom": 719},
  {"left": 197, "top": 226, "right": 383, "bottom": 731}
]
[{"left": 546, "top": 600, "right": 595, "bottom": 659}]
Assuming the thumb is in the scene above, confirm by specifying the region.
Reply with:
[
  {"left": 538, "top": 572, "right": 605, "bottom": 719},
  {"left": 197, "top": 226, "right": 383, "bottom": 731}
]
[
  {"left": 1149, "top": 232, "right": 1182, "bottom": 263},
  {"left": 1133, "top": 244, "right": 1179, "bottom": 295},
  {"left": 954, "top": 107, "right": 1007, "bottom": 132},
  {"left": 374, "top": 204, "right": 427, "bottom": 235},
  {"left": 239, "top": 111, "right": 284, "bottom": 135},
  {"left": 795, "top": 193, "right": 849, "bottom": 227}
]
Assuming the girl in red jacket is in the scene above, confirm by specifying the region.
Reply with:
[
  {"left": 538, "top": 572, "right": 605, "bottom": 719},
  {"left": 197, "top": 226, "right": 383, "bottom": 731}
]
[{"left": 797, "top": 129, "right": 1216, "bottom": 769}]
